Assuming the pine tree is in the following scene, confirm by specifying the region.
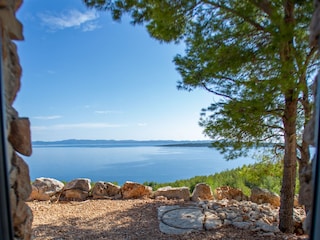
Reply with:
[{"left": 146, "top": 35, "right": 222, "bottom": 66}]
[{"left": 84, "top": 0, "right": 319, "bottom": 232}]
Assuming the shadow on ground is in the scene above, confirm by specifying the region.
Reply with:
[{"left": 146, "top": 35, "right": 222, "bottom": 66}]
[{"left": 30, "top": 200, "right": 283, "bottom": 240}]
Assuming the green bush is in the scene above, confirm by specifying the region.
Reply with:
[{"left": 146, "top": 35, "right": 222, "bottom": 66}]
[{"left": 144, "top": 156, "right": 299, "bottom": 196}]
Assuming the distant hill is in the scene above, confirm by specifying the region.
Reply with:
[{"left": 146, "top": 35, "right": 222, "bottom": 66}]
[{"left": 32, "top": 139, "right": 212, "bottom": 148}]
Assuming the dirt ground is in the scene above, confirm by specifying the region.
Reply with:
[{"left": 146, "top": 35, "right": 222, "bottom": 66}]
[{"left": 27, "top": 199, "right": 308, "bottom": 240}]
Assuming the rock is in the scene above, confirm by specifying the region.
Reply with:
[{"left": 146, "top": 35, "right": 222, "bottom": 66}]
[
  {"left": 121, "top": 181, "right": 152, "bottom": 199},
  {"left": 12, "top": 200, "right": 33, "bottom": 239},
  {"left": 256, "top": 221, "right": 280, "bottom": 233},
  {"left": 299, "top": 163, "right": 313, "bottom": 211},
  {"left": 158, "top": 206, "right": 204, "bottom": 234},
  {"left": 92, "top": 181, "right": 121, "bottom": 199},
  {"left": 204, "top": 211, "right": 222, "bottom": 230},
  {"left": 8, "top": 117, "right": 32, "bottom": 156},
  {"left": 63, "top": 178, "right": 91, "bottom": 201},
  {"left": 232, "top": 221, "right": 252, "bottom": 230},
  {"left": 0, "top": 8, "right": 24, "bottom": 41},
  {"left": 250, "top": 187, "right": 280, "bottom": 207},
  {"left": 13, "top": 200, "right": 29, "bottom": 225},
  {"left": 293, "top": 208, "right": 306, "bottom": 235},
  {"left": 28, "top": 177, "right": 64, "bottom": 201},
  {"left": 226, "top": 211, "right": 238, "bottom": 220},
  {"left": 64, "top": 189, "right": 89, "bottom": 201},
  {"left": 154, "top": 186, "right": 190, "bottom": 201},
  {"left": 191, "top": 183, "right": 214, "bottom": 201},
  {"left": 155, "top": 195, "right": 168, "bottom": 201},
  {"left": 9, "top": 188, "right": 16, "bottom": 218},
  {"left": 12, "top": 153, "right": 31, "bottom": 200},
  {"left": 260, "top": 232, "right": 275, "bottom": 237},
  {"left": 214, "top": 186, "right": 248, "bottom": 201},
  {"left": 65, "top": 178, "right": 91, "bottom": 192}
]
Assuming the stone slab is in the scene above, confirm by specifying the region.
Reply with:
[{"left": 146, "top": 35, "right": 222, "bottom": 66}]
[{"left": 158, "top": 205, "right": 204, "bottom": 234}]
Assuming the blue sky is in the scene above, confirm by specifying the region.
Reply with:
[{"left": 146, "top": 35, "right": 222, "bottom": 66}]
[{"left": 14, "top": 0, "right": 214, "bottom": 141}]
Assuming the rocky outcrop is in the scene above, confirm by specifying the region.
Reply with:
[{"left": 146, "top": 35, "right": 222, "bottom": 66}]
[
  {"left": 28, "top": 177, "right": 64, "bottom": 201},
  {"left": 92, "top": 181, "right": 121, "bottom": 199},
  {"left": 62, "top": 178, "right": 91, "bottom": 201},
  {"left": 121, "top": 181, "right": 152, "bottom": 199},
  {"left": 214, "top": 186, "right": 248, "bottom": 201},
  {"left": 191, "top": 183, "right": 214, "bottom": 201},
  {"left": 250, "top": 187, "right": 280, "bottom": 207},
  {"left": 154, "top": 186, "right": 190, "bottom": 201}
]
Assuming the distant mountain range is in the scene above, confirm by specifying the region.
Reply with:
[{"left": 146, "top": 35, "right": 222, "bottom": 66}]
[{"left": 32, "top": 139, "right": 212, "bottom": 148}]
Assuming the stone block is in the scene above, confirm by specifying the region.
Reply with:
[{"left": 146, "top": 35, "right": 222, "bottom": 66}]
[
  {"left": 8, "top": 117, "right": 32, "bottom": 156},
  {"left": 0, "top": 8, "right": 23, "bottom": 40},
  {"left": 214, "top": 186, "right": 248, "bottom": 201},
  {"left": 65, "top": 178, "right": 91, "bottom": 192},
  {"left": 12, "top": 153, "right": 31, "bottom": 200},
  {"left": 13, "top": 200, "right": 33, "bottom": 239},
  {"left": 121, "top": 181, "right": 152, "bottom": 199},
  {"left": 0, "top": 0, "right": 9, "bottom": 7},
  {"left": 250, "top": 187, "right": 280, "bottom": 207},
  {"left": 191, "top": 183, "right": 214, "bottom": 201},
  {"left": 28, "top": 177, "right": 64, "bottom": 201},
  {"left": 92, "top": 181, "right": 121, "bottom": 199},
  {"left": 62, "top": 178, "right": 91, "bottom": 201},
  {"left": 154, "top": 186, "right": 190, "bottom": 201},
  {"left": 64, "top": 189, "right": 89, "bottom": 201}
]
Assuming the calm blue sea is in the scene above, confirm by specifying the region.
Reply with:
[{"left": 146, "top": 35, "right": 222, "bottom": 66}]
[{"left": 24, "top": 145, "right": 256, "bottom": 185}]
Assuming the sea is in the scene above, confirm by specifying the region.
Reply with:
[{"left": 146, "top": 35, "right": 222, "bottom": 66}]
[{"left": 24, "top": 141, "right": 257, "bottom": 185}]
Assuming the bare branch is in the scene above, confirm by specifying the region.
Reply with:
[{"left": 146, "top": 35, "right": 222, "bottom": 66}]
[
  {"left": 303, "top": 46, "right": 318, "bottom": 71},
  {"left": 201, "top": 82, "right": 234, "bottom": 100},
  {"left": 265, "top": 109, "right": 285, "bottom": 116},
  {"left": 262, "top": 124, "right": 284, "bottom": 132},
  {"left": 249, "top": 0, "right": 275, "bottom": 18}
]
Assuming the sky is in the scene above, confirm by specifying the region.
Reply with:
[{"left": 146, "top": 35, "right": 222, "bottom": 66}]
[{"left": 13, "top": 0, "right": 214, "bottom": 141}]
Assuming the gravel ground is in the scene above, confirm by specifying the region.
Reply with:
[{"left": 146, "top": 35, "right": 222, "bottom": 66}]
[{"left": 27, "top": 199, "right": 307, "bottom": 240}]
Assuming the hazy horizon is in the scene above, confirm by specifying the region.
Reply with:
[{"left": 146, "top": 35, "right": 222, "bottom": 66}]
[{"left": 14, "top": 0, "right": 214, "bottom": 142}]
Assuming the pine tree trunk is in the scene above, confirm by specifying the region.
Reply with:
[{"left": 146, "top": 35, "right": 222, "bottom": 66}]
[{"left": 279, "top": 96, "right": 297, "bottom": 233}]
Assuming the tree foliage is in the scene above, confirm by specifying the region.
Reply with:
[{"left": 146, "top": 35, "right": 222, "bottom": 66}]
[
  {"left": 84, "top": 0, "right": 319, "bottom": 233},
  {"left": 144, "top": 156, "right": 286, "bottom": 197},
  {"left": 84, "top": 0, "right": 317, "bottom": 158}
]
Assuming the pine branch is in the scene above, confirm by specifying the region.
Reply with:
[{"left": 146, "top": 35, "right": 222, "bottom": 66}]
[
  {"left": 202, "top": 0, "right": 267, "bottom": 32},
  {"left": 249, "top": 0, "right": 276, "bottom": 19},
  {"left": 201, "top": 82, "right": 234, "bottom": 100}
]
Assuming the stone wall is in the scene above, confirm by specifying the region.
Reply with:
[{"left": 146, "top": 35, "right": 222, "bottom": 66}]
[
  {"left": 299, "top": 0, "right": 320, "bottom": 234},
  {"left": 0, "top": 0, "right": 33, "bottom": 239}
]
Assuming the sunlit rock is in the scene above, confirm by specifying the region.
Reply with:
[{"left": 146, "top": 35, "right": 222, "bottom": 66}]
[
  {"left": 92, "top": 181, "right": 121, "bottom": 199},
  {"left": 191, "top": 183, "right": 214, "bottom": 202},
  {"left": 121, "top": 181, "right": 152, "bottom": 199},
  {"left": 28, "top": 177, "right": 64, "bottom": 201},
  {"left": 154, "top": 186, "right": 190, "bottom": 201}
]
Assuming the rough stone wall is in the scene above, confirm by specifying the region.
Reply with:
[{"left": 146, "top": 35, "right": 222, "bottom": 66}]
[
  {"left": 300, "top": 0, "right": 320, "bottom": 234},
  {"left": 0, "top": 0, "right": 33, "bottom": 239}
]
